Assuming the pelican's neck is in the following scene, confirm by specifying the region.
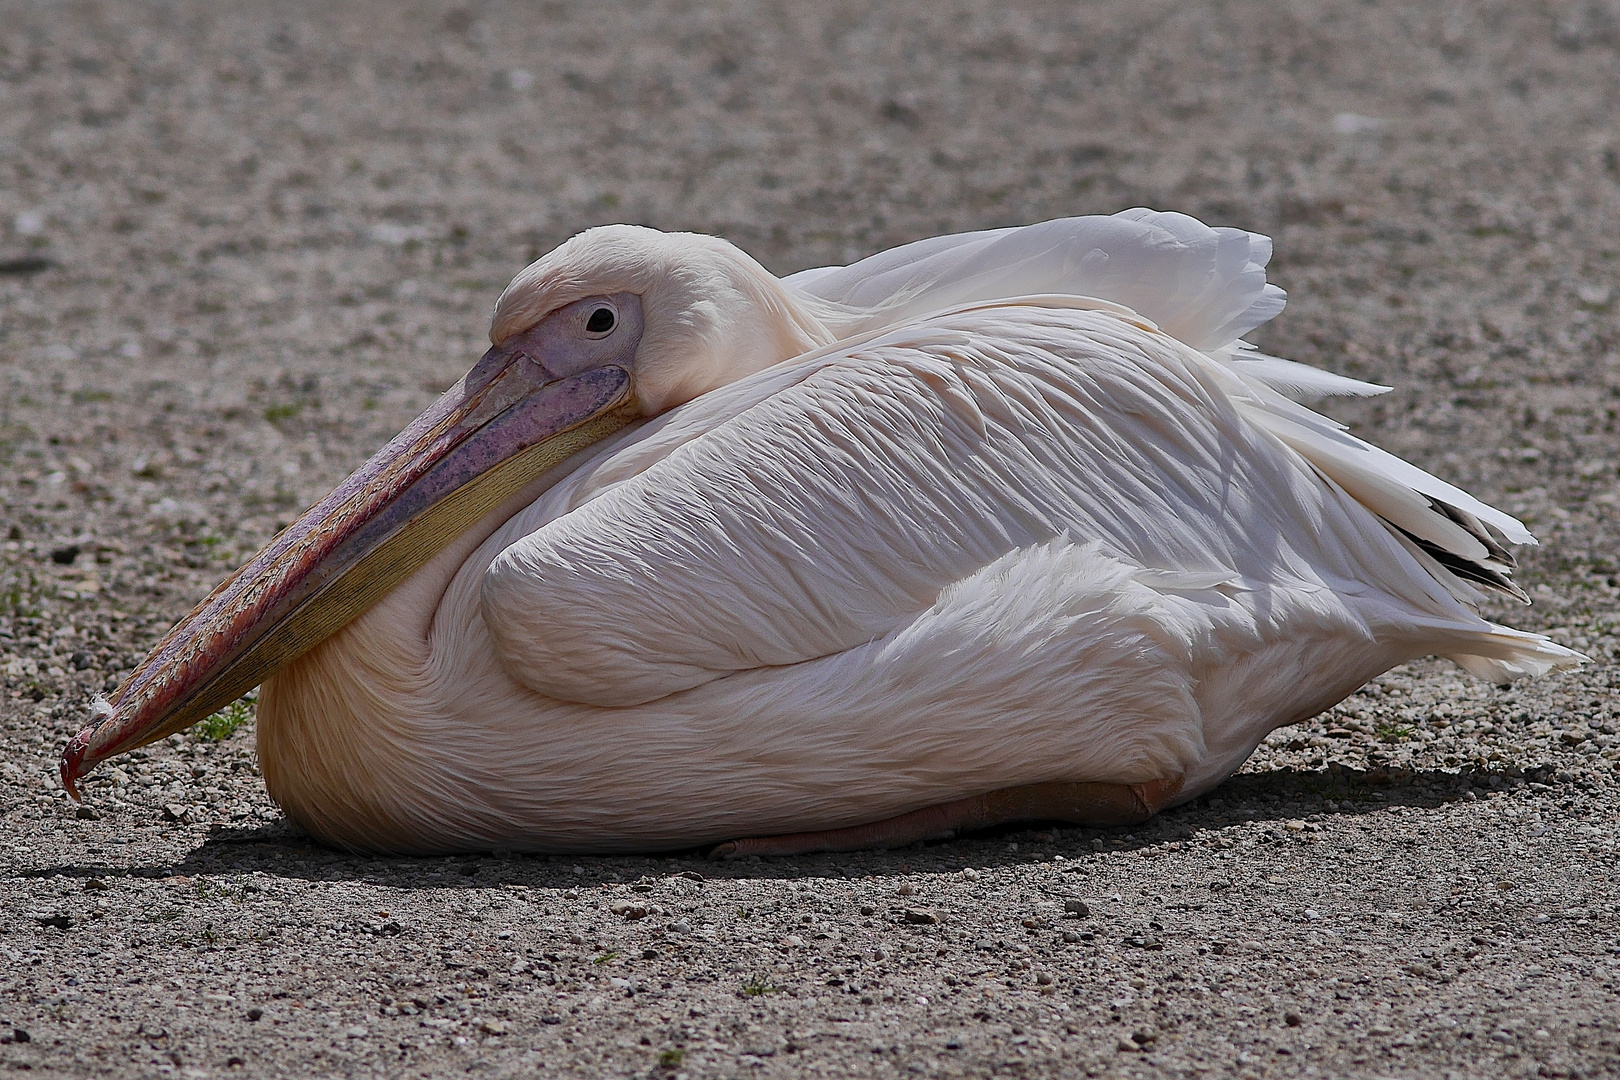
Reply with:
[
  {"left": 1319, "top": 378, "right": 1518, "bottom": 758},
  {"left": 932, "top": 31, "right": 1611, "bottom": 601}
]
[{"left": 254, "top": 433, "right": 634, "bottom": 853}]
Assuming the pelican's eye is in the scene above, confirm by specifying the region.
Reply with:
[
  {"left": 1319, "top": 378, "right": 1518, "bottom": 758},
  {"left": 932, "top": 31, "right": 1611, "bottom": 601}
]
[{"left": 584, "top": 306, "right": 617, "bottom": 336}]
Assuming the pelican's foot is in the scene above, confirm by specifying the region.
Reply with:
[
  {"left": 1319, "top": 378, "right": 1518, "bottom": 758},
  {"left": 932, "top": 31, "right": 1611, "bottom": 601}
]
[{"left": 709, "top": 776, "right": 1183, "bottom": 859}]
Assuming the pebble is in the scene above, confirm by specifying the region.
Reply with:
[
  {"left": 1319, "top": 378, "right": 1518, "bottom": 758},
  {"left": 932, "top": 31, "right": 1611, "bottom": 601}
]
[
  {"left": 245, "top": 1008, "right": 263, "bottom": 1022},
  {"left": 2, "top": 7, "right": 1614, "bottom": 1080},
  {"left": 1063, "top": 899, "right": 1091, "bottom": 916},
  {"left": 667, "top": 918, "right": 692, "bottom": 935},
  {"left": 609, "top": 901, "right": 649, "bottom": 920},
  {"left": 479, "top": 1019, "right": 509, "bottom": 1035},
  {"left": 344, "top": 1026, "right": 367, "bottom": 1039},
  {"left": 162, "top": 803, "right": 191, "bottom": 823},
  {"left": 902, "top": 908, "right": 941, "bottom": 925}
]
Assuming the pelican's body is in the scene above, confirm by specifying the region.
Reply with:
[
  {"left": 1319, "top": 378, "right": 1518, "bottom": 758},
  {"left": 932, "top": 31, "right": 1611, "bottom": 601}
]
[{"left": 66, "top": 210, "right": 1581, "bottom": 853}]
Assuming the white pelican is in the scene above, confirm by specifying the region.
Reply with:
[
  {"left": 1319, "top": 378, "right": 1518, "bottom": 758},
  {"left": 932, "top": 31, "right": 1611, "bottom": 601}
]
[{"left": 61, "top": 209, "right": 1582, "bottom": 855}]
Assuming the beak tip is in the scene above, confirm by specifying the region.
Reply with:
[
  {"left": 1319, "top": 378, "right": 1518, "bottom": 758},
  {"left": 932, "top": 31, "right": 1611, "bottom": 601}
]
[
  {"left": 60, "top": 734, "right": 87, "bottom": 803},
  {"left": 60, "top": 696, "right": 115, "bottom": 802}
]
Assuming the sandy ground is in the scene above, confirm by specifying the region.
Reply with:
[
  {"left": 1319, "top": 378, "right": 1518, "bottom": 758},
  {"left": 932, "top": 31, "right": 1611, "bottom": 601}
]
[{"left": 2, "top": 1, "right": 1619, "bottom": 1077}]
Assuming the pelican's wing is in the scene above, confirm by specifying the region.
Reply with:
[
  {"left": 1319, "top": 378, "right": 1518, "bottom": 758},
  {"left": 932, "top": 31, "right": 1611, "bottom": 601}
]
[
  {"left": 786, "top": 208, "right": 1286, "bottom": 353},
  {"left": 789, "top": 210, "right": 1391, "bottom": 403},
  {"left": 478, "top": 303, "right": 1551, "bottom": 707}
]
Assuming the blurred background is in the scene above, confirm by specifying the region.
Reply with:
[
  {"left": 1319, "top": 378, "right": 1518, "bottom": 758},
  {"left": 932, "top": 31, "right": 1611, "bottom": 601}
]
[{"left": 0, "top": 0, "right": 1617, "bottom": 713}]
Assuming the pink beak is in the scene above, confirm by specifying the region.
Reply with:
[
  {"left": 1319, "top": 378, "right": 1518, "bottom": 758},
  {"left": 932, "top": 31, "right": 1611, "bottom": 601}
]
[{"left": 61, "top": 294, "right": 645, "bottom": 796}]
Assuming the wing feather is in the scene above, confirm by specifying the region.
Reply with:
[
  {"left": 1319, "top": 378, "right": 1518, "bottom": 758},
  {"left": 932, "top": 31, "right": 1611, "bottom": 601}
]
[
  {"left": 786, "top": 209, "right": 1285, "bottom": 352},
  {"left": 479, "top": 304, "right": 1522, "bottom": 707}
]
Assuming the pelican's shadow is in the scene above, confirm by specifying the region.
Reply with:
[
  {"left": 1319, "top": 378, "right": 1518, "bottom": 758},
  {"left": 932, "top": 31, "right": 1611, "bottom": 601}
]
[{"left": 109, "top": 760, "right": 1557, "bottom": 888}]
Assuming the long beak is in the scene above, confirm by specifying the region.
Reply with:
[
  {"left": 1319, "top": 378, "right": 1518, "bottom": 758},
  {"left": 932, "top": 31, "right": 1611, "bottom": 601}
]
[{"left": 60, "top": 345, "right": 639, "bottom": 797}]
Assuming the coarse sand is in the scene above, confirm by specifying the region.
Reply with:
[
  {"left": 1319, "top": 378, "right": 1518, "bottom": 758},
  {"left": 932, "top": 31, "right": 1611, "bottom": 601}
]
[{"left": 1, "top": 2, "right": 1618, "bottom": 1077}]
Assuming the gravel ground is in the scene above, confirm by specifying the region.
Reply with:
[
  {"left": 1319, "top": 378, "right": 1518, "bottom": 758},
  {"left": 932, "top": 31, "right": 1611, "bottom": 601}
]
[{"left": 2, "top": 2, "right": 1619, "bottom": 1077}]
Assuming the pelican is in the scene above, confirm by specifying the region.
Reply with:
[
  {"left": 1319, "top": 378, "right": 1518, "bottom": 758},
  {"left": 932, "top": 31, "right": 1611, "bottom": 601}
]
[{"left": 60, "top": 209, "right": 1582, "bottom": 855}]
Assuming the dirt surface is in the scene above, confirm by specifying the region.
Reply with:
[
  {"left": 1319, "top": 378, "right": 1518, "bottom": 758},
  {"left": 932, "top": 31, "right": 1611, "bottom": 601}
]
[{"left": 2, "top": 2, "right": 1619, "bottom": 1078}]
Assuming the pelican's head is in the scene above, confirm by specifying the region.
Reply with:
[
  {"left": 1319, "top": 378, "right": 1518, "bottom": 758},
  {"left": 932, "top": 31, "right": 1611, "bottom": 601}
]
[
  {"left": 493, "top": 225, "right": 831, "bottom": 414},
  {"left": 60, "top": 225, "right": 832, "bottom": 794}
]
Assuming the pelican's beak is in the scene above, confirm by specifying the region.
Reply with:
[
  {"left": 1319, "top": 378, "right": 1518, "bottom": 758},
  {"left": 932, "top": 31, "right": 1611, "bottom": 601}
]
[{"left": 60, "top": 294, "right": 644, "bottom": 796}]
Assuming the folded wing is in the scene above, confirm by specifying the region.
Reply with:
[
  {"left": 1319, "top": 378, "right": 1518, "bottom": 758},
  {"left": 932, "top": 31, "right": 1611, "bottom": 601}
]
[{"left": 479, "top": 303, "right": 1533, "bottom": 707}]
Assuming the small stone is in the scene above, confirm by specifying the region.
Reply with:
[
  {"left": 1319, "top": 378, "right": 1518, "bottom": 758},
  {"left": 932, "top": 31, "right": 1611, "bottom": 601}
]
[
  {"left": 75, "top": 805, "right": 101, "bottom": 820},
  {"left": 859, "top": 904, "right": 876, "bottom": 916},
  {"left": 902, "top": 908, "right": 941, "bottom": 925},
  {"left": 641, "top": 948, "right": 660, "bottom": 960},
  {"left": 540, "top": 1014, "right": 563, "bottom": 1025},
  {"left": 667, "top": 918, "right": 692, "bottom": 935},
  {"left": 1285, "top": 1012, "right": 1303, "bottom": 1027},
  {"left": 479, "top": 1019, "right": 509, "bottom": 1035},
  {"left": 11, "top": 1028, "right": 30, "bottom": 1044},
  {"left": 345, "top": 1025, "right": 368, "bottom": 1039},
  {"left": 895, "top": 882, "right": 914, "bottom": 896},
  {"left": 162, "top": 803, "right": 191, "bottom": 823},
  {"left": 1116, "top": 1037, "right": 1139, "bottom": 1053},
  {"left": 610, "top": 901, "right": 649, "bottom": 920},
  {"left": 1063, "top": 899, "right": 1091, "bottom": 917},
  {"left": 83, "top": 877, "right": 108, "bottom": 891},
  {"left": 50, "top": 544, "right": 80, "bottom": 565},
  {"left": 1062, "top": 931, "right": 1082, "bottom": 943},
  {"left": 1035, "top": 972, "right": 1054, "bottom": 985},
  {"left": 226, "top": 1056, "right": 245, "bottom": 1068},
  {"left": 1131, "top": 1030, "right": 1157, "bottom": 1046},
  {"left": 36, "top": 914, "right": 71, "bottom": 930},
  {"left": 246, "top": 1008, "right": 263, "bottom": 1022}
]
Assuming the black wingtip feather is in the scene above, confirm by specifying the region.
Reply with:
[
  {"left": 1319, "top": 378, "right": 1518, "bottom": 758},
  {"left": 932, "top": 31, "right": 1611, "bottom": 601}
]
[{"left": 1392, "top": 523, "right": 1530, "bottom": 604}]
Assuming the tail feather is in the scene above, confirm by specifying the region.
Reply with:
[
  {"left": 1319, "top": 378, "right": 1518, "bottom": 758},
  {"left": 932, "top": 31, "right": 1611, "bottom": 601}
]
[{"left": 1443, "top": 624, "right": 1587, "bottom": 686}]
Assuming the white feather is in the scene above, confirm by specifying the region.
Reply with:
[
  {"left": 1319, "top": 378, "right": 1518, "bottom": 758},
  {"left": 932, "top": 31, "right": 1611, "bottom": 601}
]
[{"left": 254, "top": 213, "right": 1580, "bottom": 854}]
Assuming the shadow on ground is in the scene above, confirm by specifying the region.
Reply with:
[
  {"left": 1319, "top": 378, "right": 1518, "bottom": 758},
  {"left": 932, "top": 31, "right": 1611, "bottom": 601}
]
[{"left": 20, "top": 762, "right": 1566, "bottom": 891}]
